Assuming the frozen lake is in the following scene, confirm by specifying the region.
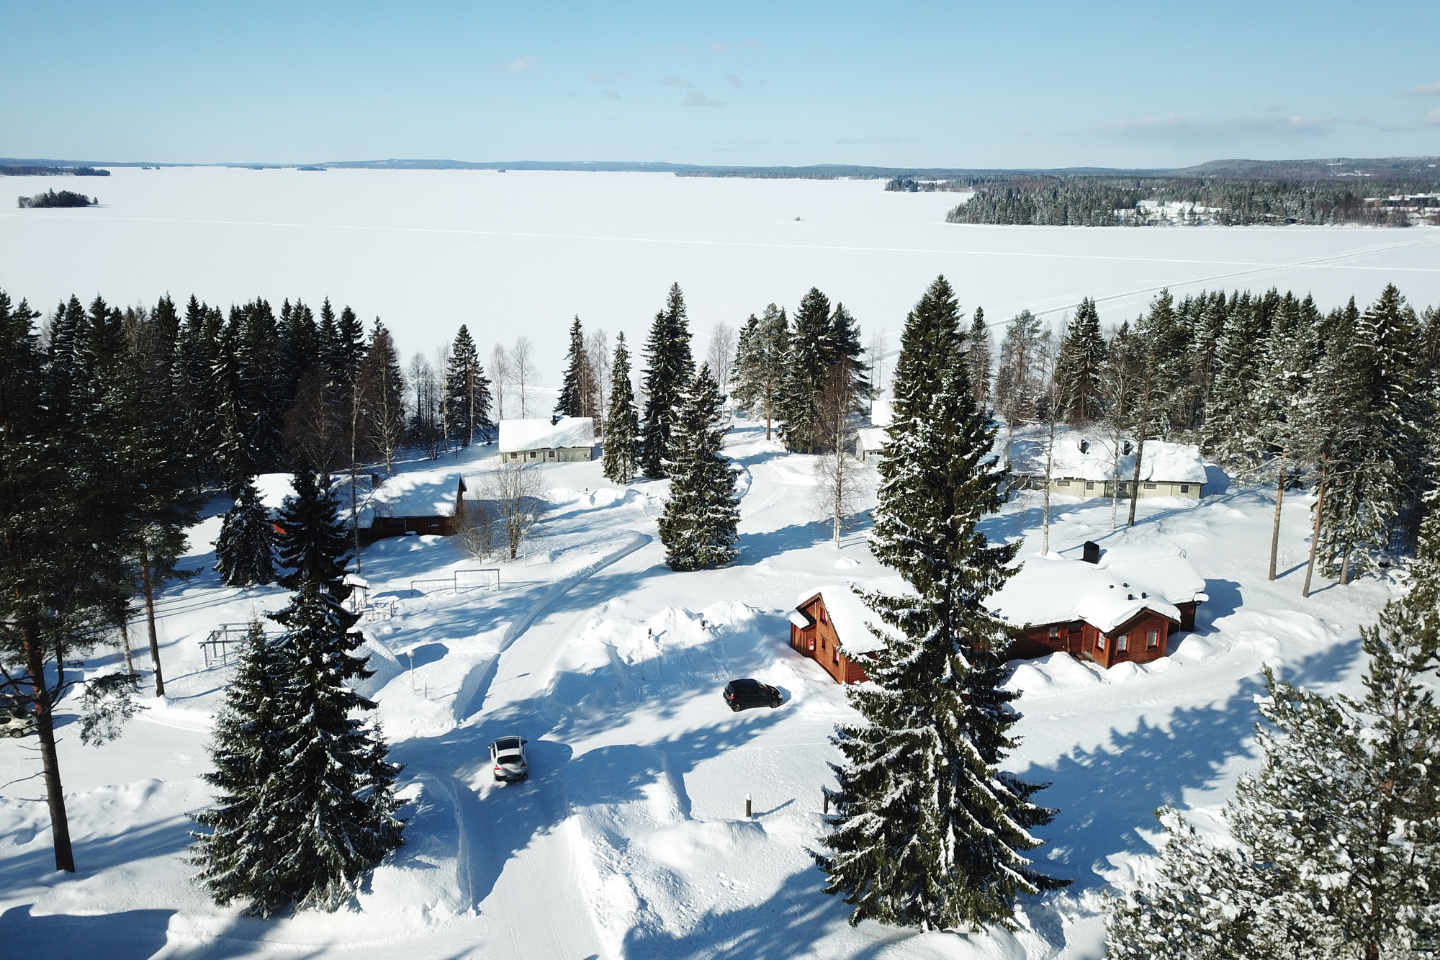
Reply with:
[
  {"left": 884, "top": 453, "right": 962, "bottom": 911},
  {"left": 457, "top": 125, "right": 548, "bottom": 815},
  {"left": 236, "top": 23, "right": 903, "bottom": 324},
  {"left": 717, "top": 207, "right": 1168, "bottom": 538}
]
[{"left": 3, "top": 167, "right": 1437, "bottom": 372}]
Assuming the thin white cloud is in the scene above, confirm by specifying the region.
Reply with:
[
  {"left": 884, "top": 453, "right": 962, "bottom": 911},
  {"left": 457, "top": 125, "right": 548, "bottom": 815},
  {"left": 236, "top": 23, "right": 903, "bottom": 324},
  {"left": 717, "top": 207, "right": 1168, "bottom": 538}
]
[
  {"left": 499, "top": 56, "right": 541, "bottom": 73},
  {"left": 587, "top": 70, "right": 633, "bottom": 83},
  {"left": 1425, "top": 106, "right": 1440, "bottom": 126},
  {"left": 1405, "top": 81, "right": 1440, "bottom": 96},
  {"left": 603, "top": 89, "right": 621, "bottom": 100},
  {"left": 661, "top": 76, "right": 693, "bottom": 88},
  {"left": 725, "top": 74, "right": 744, "bottom": 88},
  {"left": 683, "top": 90, "right": 724, "bottom": 108},
  {"left": 1100, "top": 112, "right": 1336, "bottom": 140},
  {"left": 835, "top": 134, "right": 917, "bottom": 144}
]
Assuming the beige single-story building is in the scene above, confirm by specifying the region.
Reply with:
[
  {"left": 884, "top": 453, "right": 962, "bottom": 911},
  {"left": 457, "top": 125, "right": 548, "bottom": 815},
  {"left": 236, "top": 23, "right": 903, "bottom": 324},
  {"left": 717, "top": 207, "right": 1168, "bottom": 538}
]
[
  {"left": 1008, "top": 434, "right": 1207, "bottom": 499},
  {"left": 498, "top": 417, "right": 597, "bottom": 463},
  {"left": 855, "top": 427, "right": 887, "bottom": 463}
]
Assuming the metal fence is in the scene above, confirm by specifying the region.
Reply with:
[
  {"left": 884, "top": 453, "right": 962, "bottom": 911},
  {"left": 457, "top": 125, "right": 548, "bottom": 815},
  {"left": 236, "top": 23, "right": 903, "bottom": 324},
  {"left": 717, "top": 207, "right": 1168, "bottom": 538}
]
[{"left": 409, "top": 568, "right": 500, "bottom": 597}]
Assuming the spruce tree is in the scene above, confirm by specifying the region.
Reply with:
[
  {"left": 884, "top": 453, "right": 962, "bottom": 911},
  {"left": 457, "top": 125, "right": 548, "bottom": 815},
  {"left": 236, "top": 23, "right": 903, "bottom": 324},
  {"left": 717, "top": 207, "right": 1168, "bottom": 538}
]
[
  {"left": 214, "top": 481, "right": 276, "bottom": 586},
  {"left": 443, "top": 325, "right": 491, "bottom": 446},
  {"left": 777, "top": 287, "right": 835, "bottom": 451},
  {"left": 657, "top": 364, "right": 739, "bottom": 570},
  {"left": 555, "top": 316, "right": 588, "bottom": 418},
  {"left": 964, "top": 306, "right": 992, "bottom": 409},
  {"left": 816, "top": 276, "right": 1065, "bottom": 932},
  {"left": 730, "top": 304, "right": 789, "bottom": 440},
  {"left": 1052, "top": 297, "right": 1106, "bottom": 425},
  {"left": 195, "top": 474, "right": 404, "bottom": 915},
  {"left": 602, "top": 332, "right": 640, "bottom": 484},
  {"left": 639, "top": 283, "right": 695, "bottom": 478},
  {"left": 1109, "top": 507, "right": 1440, "bottom": 957}
]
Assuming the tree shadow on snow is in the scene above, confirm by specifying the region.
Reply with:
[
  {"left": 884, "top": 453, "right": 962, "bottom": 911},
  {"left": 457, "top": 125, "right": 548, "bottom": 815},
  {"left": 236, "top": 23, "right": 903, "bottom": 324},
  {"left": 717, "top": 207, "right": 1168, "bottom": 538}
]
[
  {"left": 0, "top": 816, "right": 194, "bottom": 892},
  {"left": 1013, "top": 640, "right": 1359, "bottom": 889},
  {"left": 734, "top": 519, "right": 837, "bottom": 564},
  {"left": 389, "top": 686, "right": 787, "bottom": 913},
  {"left": 622, "top": 864, "right": 908, "bottom": 960},
  {"left": 0, "top": 903, "right": 176, "bottom": 960}
]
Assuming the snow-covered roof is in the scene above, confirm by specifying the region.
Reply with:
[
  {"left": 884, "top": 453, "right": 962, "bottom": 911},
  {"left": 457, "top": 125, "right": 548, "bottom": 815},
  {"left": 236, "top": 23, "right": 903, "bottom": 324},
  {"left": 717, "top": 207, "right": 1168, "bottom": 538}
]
[
  {"left": 1008, "top": 434, "right": 1206, "bottom": 485},
  {"left": 796, "top": 582, "right": 898, "bottom": 656},
  {"left": 870, "top": 398, "right": 894, "bottom": 427},
  {"left": 855, "top": 428, "right": 887, "bottom": 451},
  {"left": 499, "top": 417, "right": 596, "bottom": 453},
  {"left": 988, "top": 549, "right": 1208, "bottom": 634}
]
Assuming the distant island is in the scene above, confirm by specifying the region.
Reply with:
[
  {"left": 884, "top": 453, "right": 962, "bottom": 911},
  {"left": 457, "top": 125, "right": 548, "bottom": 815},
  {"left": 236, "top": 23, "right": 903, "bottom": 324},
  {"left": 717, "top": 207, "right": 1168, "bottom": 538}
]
[
  {"left": 18, "top": 189, "right": 97, "bottom": 208},
  {"left": 0, "top": 164, "right": 109, "bottom": 177}
]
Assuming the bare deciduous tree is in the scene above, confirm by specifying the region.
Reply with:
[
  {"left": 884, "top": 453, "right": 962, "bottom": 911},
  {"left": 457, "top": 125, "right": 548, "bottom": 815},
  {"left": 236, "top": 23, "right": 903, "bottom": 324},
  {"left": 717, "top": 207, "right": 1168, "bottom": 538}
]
[
  {"left": 486, "top": 459, "right": 543, "bottom": 560},
  {"left": 511, "top": 337, "right": 535, "bottom": 419},
  {"left": 707, "top": 322, "right": 736, "bottom": 397},
  {"left": 868, "top": 330, "right": 887, "bottom": 395},
  {"left": 812, "top": 363, "right": 867, "bottom": 546},
  {"left": 490, "top": 343, "right": 511, "bottom": 421},
  {"left": 407, "top": 353, "right": 442, "bottom": 460},
  {"left": 454, "top": 492, "right": 500, "bottom": 561},
  {"left": 586, "top": 327, "right": 610, "bottom": 429}
]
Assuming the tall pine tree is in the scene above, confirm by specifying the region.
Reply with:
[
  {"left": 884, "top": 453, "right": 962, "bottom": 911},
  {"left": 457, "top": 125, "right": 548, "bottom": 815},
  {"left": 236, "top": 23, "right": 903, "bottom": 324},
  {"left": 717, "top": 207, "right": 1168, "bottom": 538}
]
[
  {"left": 602, "top": 332, "right": 640, "bottom": 484},
  {"left": 639, "top": 283, "right": 695, "bottom": 478},
  {"left": 555, "top": 316, "right": 589, "bottom": 418},
  {"left": 657, "top": 364, "right": 740, "bottom": 570},
  {"left": 816, "top": 275, "right": 1065, "bottom": 932},
  {"left": 442, "top": 324, "right": 491, "bottom": 446},
  {"left": 1052, "top": 297, "right": 1106, "bottom": 426},
  {"left": 731, "top": 304, "right": 789, "bottom": 440}
]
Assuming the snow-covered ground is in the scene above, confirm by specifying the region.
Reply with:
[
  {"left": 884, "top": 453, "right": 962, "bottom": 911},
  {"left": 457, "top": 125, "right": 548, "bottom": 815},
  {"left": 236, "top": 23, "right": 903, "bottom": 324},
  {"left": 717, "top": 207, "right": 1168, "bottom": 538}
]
[
  {"left": 2, "top": 168, "right": 1437, "bottom": 376},
  {"left": 0, "top": 424, "right": 1396, "bottom": 959}
]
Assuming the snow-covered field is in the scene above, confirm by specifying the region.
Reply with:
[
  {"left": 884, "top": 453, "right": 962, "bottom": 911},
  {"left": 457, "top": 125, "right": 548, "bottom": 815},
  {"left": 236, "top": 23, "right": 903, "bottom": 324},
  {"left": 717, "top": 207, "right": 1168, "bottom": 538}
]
[
  {"left": 0, "top": 422, "right": 1398, "bottom": 959},
  {"left": 2, "top": 168, "right": 1437, "bottom": 374},
  {"left": 1, "top": 172, "right": 1432, "bottom": 956}
]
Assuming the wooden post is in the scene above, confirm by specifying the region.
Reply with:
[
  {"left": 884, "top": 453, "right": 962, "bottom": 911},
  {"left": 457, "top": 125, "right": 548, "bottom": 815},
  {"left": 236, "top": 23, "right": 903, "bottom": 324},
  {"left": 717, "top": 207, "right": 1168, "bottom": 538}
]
[
  {"left": 746, "top": 795, "right": 752, "bottom": 819},
  {"left": 823, "top": 792, "right": 829, "bottom": 815}
]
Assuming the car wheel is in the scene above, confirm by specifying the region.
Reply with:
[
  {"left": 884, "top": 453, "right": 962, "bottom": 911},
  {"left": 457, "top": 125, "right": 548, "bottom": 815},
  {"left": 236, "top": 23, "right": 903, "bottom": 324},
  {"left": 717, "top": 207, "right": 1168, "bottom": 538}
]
[
  {"left": 730, "top": 702, "right": 741, "bottom": 712},
  {"left": 770, "top": 698, "right": 781, "bottom": 708}
]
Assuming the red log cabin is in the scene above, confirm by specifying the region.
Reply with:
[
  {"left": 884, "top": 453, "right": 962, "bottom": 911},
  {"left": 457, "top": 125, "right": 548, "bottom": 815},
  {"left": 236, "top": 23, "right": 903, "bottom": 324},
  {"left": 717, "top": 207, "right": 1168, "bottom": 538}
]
[{"left": 788, "top": 548, "right": 1206, "bottom": 682}]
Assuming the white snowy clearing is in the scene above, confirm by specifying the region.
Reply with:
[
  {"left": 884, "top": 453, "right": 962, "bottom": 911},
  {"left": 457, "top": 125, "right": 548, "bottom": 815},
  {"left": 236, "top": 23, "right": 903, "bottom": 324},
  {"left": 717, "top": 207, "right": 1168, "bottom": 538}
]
[{"left": 0, "top": 423, "right": 1397, "bottom": 959}]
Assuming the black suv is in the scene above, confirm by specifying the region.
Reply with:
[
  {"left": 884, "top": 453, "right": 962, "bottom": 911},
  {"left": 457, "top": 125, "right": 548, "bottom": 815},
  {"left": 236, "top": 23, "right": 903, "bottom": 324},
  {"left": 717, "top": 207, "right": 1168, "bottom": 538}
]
[{"left": 722, "top": 679, "right": 782, "bottom": 712}]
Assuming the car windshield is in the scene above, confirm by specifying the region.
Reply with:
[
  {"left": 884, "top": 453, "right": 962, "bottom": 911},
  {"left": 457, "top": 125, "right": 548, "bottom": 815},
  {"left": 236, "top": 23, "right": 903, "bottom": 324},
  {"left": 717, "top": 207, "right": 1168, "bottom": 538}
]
[{"left": 495, "top": 737, "right": 521, "bottom": 751}]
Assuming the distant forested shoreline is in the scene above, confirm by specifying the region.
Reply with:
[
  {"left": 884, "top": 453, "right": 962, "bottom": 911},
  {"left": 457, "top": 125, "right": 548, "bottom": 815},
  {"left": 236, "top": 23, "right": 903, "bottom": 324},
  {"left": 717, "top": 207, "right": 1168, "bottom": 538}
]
[{"left": 945, "top": 177, "right": 1440, "bottom": 227}]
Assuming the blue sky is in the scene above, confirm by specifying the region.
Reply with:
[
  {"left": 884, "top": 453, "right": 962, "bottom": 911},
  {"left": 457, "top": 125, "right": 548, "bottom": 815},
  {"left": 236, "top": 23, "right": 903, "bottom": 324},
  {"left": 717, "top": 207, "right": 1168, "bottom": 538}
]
[{"left": 3, "top": 0, "right": 1438, "bottom": 168}]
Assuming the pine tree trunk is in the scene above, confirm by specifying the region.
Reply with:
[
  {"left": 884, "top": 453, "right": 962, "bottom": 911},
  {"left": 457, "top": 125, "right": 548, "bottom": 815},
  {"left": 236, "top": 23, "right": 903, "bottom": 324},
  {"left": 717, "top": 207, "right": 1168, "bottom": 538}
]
[
  {"left": 120, "top": 616, "right": 136, "bottom": 678},
  {"left": 24, "top": 623, "right": 75, "bottom": 872},
  {"left": 1340, "top": 542, "right": 1353, "bottom": 586},
  {"left": 1127, "top": 423, "right": 1147, "bottom": 528},
  {"left": 140, "top": 545, "right": 165, "bottom": 697},
  {"left": 1268, "top": 456, "right": 1286, "bottom": 581},
  {"left": 1302, "top": 459, "right": 1329, "bottom": 599}
]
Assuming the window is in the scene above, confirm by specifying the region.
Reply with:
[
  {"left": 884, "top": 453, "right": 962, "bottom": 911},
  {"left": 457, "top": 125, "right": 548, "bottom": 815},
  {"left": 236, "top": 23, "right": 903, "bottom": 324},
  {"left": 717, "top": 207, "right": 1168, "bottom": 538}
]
[
  {"left": 1148, "top": 628, "right": 1159, "bottom": 647},
  {"left": 1056, "top": 479, "right": 1070, "bottom": 486},
  {"left": 528, "top": 451, "right": 537, "bottom": 460},
  {"left": 548, "top": 450, "right": 556, "bottom": 459},
  {"left": 832, "top": 644, "right": 840, "bottom": 666},
  {"left": 1144, "top": 482, "right": 1157, "bottom": 490},
  {"left": 1097, "top": 634, "right": 1106, "bottom": 650},
  {"left": 1085, "top": 481, "right": 1096, "bottom": 490},
  {"left": 1180, "top": 484, "right": 1190, "bottom": 493},
  {"left": 1049, "top": 625, "right": 1059, "bottom": 639},
  {"left": 1118, "top": 634, "right": 1128, "bottom": 652}
]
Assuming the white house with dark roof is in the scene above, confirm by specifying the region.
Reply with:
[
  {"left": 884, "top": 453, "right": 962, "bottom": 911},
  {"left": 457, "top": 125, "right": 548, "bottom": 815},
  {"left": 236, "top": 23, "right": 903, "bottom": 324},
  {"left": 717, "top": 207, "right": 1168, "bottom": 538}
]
[
  {"left": 1007, "top": 434, "right": 1207, "bottom": 499},
  {"left": 498, "top": 417, "right": 596, "bottom": 463}
]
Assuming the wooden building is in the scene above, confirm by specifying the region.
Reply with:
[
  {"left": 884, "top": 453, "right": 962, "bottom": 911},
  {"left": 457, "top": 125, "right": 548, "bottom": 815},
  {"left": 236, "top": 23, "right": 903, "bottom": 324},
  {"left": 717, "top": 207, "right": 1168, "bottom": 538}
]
[
  {"left": 1008, "top": 434, "right": 1207, "bottom": 500},
  {"left": 499, "top": 417, "right": 597, "bottom": 463},
  {"left": 992, "top": 548, "right": 1206, "bottom": 668},
  {"left": 789, "top": 585, "right": 882, "bottom": 684},
  {"left": 789, "top": 548, "right": 1207, "bottom": 680}
]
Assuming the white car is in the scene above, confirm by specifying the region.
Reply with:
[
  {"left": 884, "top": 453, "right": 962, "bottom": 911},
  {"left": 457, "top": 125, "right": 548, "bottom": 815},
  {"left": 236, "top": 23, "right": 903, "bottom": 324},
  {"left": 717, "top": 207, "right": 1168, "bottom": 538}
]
[
  {"left": 1, "top": 700, "right": 35, "bottom": 738},
  {"left": 489, "top": 735, "right": 529, "bottom": 783}
]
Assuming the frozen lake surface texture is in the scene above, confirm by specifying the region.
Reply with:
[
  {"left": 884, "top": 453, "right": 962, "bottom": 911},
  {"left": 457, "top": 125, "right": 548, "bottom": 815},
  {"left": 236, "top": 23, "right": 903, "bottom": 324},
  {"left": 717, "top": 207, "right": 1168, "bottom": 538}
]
[{"left": 3, "top": 167, "right": 1437, "bottom": 368}]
